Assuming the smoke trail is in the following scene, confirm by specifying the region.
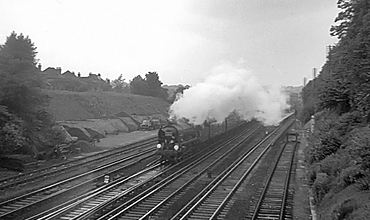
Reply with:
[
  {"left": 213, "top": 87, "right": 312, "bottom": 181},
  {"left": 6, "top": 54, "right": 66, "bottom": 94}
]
[{"left": 169, "top": 62, "right": 288, "bottom": 125}]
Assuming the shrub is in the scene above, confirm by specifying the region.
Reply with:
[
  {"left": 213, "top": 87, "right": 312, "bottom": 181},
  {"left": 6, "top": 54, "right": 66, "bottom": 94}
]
[
  {"left": 332, "top": 198, "right": 360, "bottom": 220},
  {"left": 0, "top": 106, "right": 24, "bottom": 154},
  {"left": 338, "top": 165, "right": 364, "bottom": 189},
  {"left": 320, "top": 153, "right": 350, "bottom": 177},
  {"left": 312, "top": 172, "right": 333, "bottom": 204},
  {"left": 345, "top": 127, "right": 370, "bottom": 169},
  {"left": 349, "top": 201, "right": 370, "bottom": 220}
]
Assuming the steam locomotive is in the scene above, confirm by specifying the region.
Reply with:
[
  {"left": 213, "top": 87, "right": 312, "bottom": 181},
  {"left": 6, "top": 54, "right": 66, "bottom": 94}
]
[
  {"left": 156, "top": 121, "right": 200, "bottom": 163},
  {"left": 155, "top": 111, "right": 295, "bottom": 163}
]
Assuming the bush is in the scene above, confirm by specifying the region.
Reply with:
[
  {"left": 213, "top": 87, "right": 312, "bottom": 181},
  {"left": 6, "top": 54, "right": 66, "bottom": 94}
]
[
  {"left": 332, "top": 198, "right": 360, "bottom": 220},
  {"left": 305, "top": 110, "right": 365, "bottom": 165},
  {"left": 312, "top": 172, "right": 333, "bottom": 204},
  {"left": 0, "top": 106, "right": 24, "bottom": 154},
  {"left": 320, "top": 153, "right": 350, "bottom": 177},
  {"left": 345, "top": 127, "right": 370, "bottom": 170},
  {"left": 338, "top": 165, "right": 364, "bottom": 189},
  {"left": 349, "top": 202, "right": 370, "bottom": 220}
]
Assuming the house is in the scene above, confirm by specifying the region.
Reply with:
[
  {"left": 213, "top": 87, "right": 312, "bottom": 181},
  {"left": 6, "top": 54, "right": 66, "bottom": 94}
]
[{"left": 40, "top": 67, "right": 109, "bottom": 92}]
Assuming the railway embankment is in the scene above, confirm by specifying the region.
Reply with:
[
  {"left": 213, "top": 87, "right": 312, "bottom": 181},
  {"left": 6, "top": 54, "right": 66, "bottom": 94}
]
[
  {"left": 44, "top": 90, "right": 170, "bottom": 121},
  {"left": 0, "top": 90, "right": 170, "bottom": 176},
  {"left": 44, "top": 90, "right": 170, "bottom": 141}
]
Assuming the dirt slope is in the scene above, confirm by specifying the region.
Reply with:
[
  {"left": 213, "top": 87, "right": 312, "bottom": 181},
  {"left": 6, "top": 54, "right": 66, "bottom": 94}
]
[{"left": 43, "top": 90, "right": 171, "bottom": 121}]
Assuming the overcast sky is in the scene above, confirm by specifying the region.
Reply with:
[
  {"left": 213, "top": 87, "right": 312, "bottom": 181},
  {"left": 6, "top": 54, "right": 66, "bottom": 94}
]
[{"left": 0, "top": 0, "right": 339, "bottom": 86}]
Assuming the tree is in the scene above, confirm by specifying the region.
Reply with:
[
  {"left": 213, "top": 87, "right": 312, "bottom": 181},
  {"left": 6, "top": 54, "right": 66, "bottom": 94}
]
[
  {"left": 130, "top": 75, "right": 148, "bottom": 95},
  {"left": 330, "top": 0, "right": 370, "bottom": 40},
  {"left": 0, "top": 32, "right": 38, "bottom": 76},
  {"left": 145, "top": 72, "right": 168, "bottom": 100},
  {"left": 0, "top": 32, "right": 60, "bottom": 155},
  {"left": 303, "top": 1, "right": 370, "bottom": 215},
  {"left": 111, "top": 74, "right": 128, "bottom": 93},
  {"left": 316, "top": 0, "right": 370, "bottom": 115},
  {"left": 0, "top": 32, "right": 47, "bottom": 117},
  {"left": 146, "top": 72, "right": 162, "bottom": 96},
  {"left": 129, "top": 72, "right": 169, "bottom": 100}
]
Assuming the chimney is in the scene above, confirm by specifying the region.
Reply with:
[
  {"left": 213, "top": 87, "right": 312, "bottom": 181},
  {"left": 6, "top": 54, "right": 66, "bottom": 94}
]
[{"left": 56, "top": 67, "right": 62, "bottom": 74}]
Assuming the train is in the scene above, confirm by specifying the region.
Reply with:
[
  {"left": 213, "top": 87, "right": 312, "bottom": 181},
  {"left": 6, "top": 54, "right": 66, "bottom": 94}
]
[
  {"left": 155, "top": 111, "right": 295, "bottom": 163},
  {"left": 156, "top": 121, "right": 200, "bottom": 163},
  {"left": 156, "top": 113, "right": 245, "bottom": 163}
]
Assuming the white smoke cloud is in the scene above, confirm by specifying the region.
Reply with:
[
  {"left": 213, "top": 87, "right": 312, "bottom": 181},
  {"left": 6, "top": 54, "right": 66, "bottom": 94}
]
[{"left": 169, "top": 62, "right": 288, "bottom": 125}]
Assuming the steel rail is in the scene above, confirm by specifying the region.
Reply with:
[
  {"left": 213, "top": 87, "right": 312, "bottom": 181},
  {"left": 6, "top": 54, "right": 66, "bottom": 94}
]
[
  {"left": 0, "top": 137, "right": 157, "bottom": 191},
  {"left": 0, "top": 146, "right": 156, "bottom": 219},
  {"left": 171, "top": 119, "right": 293, "bottom": 220},
  {"left": 250, "top": 139, "right": 297, "bottom": 220},
  {"left": 95, "top": 126, "right": 261, "bottom": 220},
  {"left": 33, "top": 163, "right": 166, "bottom": 220}
]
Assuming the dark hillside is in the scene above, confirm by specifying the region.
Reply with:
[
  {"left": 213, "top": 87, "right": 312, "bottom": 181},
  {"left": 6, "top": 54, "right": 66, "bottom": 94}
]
[
  {"left": 44, "top": 90, "right": 170, "bottom": 121},
  {"left": 301, "top": 1, "right": 370, "bottom": 218}
]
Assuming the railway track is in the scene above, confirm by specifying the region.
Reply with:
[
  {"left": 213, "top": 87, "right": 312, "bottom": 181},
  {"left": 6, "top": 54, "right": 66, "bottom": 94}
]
[
  {"left": 68, "top": 114, "right": 295, "bottom": 220},
  {"left": 0, "top": 138, "right": 158, "bottom": 219},
  {"left": 34, "top": 163, "right": 167, "bottom": 220},
  {"left": 84, "top": 126, "right": 263, "bottom": 219},
  {"left": 173, "top": 118, "right": 295, "bottom": 220},
  {"left": 30, "top": 123, "right": 261, "bottom": 220},
  {"left": 247, "top": 136, "right": 297, "bottom": 219},
  {"left": 0, "top": 137, "right": 156, "bottom": 195}
]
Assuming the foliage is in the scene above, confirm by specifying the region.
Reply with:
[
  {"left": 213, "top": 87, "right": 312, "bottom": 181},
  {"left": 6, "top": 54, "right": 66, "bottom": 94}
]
[
  {"left": 130, "top": 75, "right": 148, "bottom": 95},
  {"left": 306, "top": 124, "right": 370, "bottom": 214},
  {"left": 129, "top": 72, "right": 168, "bottom": 100},
  {"left": 0, "top": 32, "right": 61, "bottom": 156},
  {"left": 111, "top": 74, "right": 129, "bottom": 93},
  {"left": 312, "top": 172, "right": 333, "bottom": 203},
  {"left": 303, "top": 2, "right": 370, "bottom": 208},
  {"left": 314, "top": 0, "right": 370, "bottom": 116},
  {"left": 145, "top": 72, "right": 168, "bottom": 100},
  {"left": 330, "top": 0, "right": 370, "bottom": 40},
  {"left": 305, "top": 1, "right": 370, "bottom": 206},
  {"left": 300, "top": 80, "right": 316, "bottom": 123},
  {"left": 0, "top": 32, "right": 38, "bottom": 74},
  {"left": 22, "top": 110, "right": 62, "bottom": 154},
  {"left": 316, "top": 69, "right": 352, "bottom": 113},
  {"left": 0, "top": 105, "right": 24, "bottom": 154},
  {"left": 305, "top": 109, "right": 370, "bottom": 212}
]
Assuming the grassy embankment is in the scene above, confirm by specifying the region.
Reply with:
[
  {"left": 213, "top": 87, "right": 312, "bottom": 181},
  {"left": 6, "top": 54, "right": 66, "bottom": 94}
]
[
  {"left": 304, "top": 110, "right": 370, "bottom": 219},
  {"left": 44, "top": 90, "right": 170, "bottom": 121}
]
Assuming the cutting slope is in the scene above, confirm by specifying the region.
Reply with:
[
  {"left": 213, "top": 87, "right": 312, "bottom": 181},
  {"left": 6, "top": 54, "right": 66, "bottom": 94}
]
[{"left": 44, "top": 90, "right": 170, "bottom": 121}]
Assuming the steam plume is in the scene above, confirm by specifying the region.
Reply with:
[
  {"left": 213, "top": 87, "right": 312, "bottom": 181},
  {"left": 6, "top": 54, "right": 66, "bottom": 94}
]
[{"left": 169, "top": 62, "right": 288, "bottom": 125}]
